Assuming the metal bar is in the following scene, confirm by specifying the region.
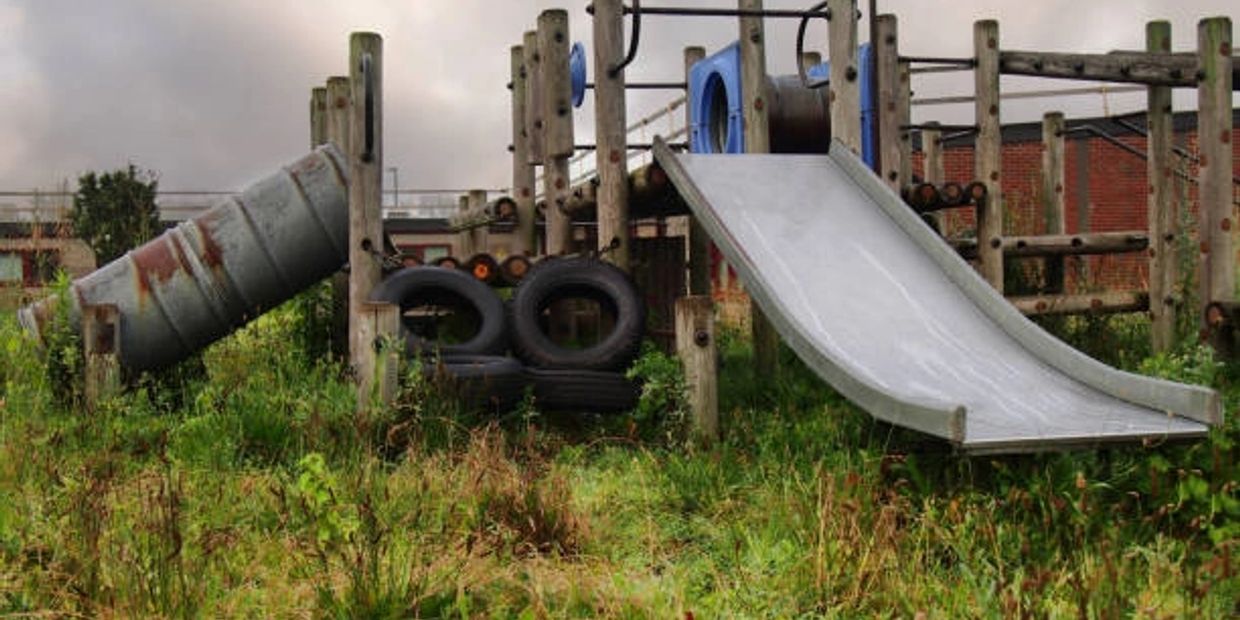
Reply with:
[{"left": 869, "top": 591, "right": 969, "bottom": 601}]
[
  {"left": 901, "top": 55, "right": 974, "bottom": 66},
  {"left": 902, "top": 123, "right": 977, "bottom": 132},
  {"left": 613, "top": 5, "right": 832, "bottom": 19},
  {"left": 912, "top": 84, "right": 1145, "bottom": 106},
  {"left": 909, "top": 64, "right": 975, "bottom": 74},
  {"left": 584, "top": 81, "right": 687, "bottom": 89},
  {"left": 574, "top": 142, "right": 689, "bottom": 151}
]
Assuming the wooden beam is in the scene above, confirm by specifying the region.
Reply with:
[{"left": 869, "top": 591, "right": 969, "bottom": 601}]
[
  {"left": 922, "top": 122, "right": 946, "bottom": 232},
  {"left": 348, "top": 32, "right": 384, "bottom": 408},
  {"left": 828, "top": 0, "right": 862, "bottom": 153},
  {"left": 310, "top": 87, "right": 327, "bottom": 148},
  {"left": 1198, "top": 17, "right": 1234, "bottom": 354},
  {"left": 593, "top": 0, "right": 630, "bottom": 270},
  {"left": 740, "top": 0, "right": 778, "bottom": 375},
  {"left": 676, "top": 296, "right": 718, "bottom": 445},
  {"left": 456, "top": 194, "right": 473, "bottom": 257},
  {"left": 82, "top": 303, "right": 121, "bottom": 411},
  {"left": 523, "top": 30, "right": 544, "bottom": 166},
  {"left": 325, "top": 76, "right": 351, "bottom": 361},
  {"left": 538, "top": 10, "right": 573, "bottom": 255},
  {"left": 974, "top": 20, "right": 1004, "bottom": 292},
  {"left": 685, "top": 46, "right": 711, "bottom": 296},
  {"left": 998, "top": 50, "right": 1198, "bottom": 87},
  {"left": 510, "top": 45, "right": 536, "bottom": 255},
  {"left": 1011, "top": 291, "right": 1149, "bottom": 317},
  {"left": 951, "top": 231, "right": 1149, "bottom": 259},
  {"left": 876, "top": 14, "right": 901, "bottom": 192},
  {"left": 1147, "top": 21, "right": 1177, "bottom": 353},
  {"left": 468, "top": 189, "right": 488, "bottom": 256},
  {"left": 1042, "top": 112, "right": 1066, "bottom": 293}
]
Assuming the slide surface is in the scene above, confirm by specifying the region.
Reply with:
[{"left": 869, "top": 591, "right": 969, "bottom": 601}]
[{"left": 654, "top": 139, "right": 1219, "bottom": 454}]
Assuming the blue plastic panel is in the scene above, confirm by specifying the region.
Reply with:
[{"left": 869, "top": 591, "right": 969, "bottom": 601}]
[
  {"left": 570, "top": 42, "right": 587, "bottom": 108},
  {"left": 688, "top": 42, "right": 744, "bottom": 154}
]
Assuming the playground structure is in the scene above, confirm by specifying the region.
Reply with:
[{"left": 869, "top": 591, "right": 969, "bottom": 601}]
[{"left": 18, "top": 2, "right": 1235, "bottom": 452}]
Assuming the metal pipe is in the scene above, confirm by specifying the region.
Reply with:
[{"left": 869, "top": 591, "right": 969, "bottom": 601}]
[
  {"left": 18, "top": 145, "right": 350, "bottom": 372},
  {"left": 584, "top": 81, "right": 687, "bottom": 89}
]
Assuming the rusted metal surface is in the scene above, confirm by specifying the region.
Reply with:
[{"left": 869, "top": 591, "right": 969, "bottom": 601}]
[{"left": 18, "top": 145, "right": 349, "bottom": 372}]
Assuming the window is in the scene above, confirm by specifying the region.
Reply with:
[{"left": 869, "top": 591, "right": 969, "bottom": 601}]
[{"left": 0, "top": 253, "right": 20, "bottom": 284}]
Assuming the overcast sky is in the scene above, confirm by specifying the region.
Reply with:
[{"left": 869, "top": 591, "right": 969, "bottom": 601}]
[{"left": 0, "top": 0, "right": 1235, "bottom": 195}]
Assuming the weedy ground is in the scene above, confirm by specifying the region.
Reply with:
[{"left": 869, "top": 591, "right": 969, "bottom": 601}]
[{"left": 0, "top": 286, "right": 1236, "bottom": 618}]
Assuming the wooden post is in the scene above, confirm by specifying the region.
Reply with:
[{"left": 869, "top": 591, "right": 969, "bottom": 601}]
[
  {"left": 676, "top": 296, "right": 718, "bottom": 444},
  {"left": 469, "top": 189, "right": 488, "bottom": 255},
  {"left": 923, "top": 120, "right": 945, "bottom": 233},
  {"left": 1147, "top": 21, "right": 1177, "bottom": 353},
  {"left": 593, "top": 0, "right": 630, "bottom": 270},
  {"left": 1197, "top": 17, "right": 1233, "bottom": 351},
  {"left": 974, "top": 20, "right": 1004, "bottom": 292},
  {"left": 326, "top": 76, "right": 351, "bottom": 360},
  {"left": 1042, "top": 111, "right": 1066, "bottom": 294},
  {"left": 897, "top": 60, "right": 913, "bottom": 187},
  {"left": 358, "top": 302, "right": 399, "bottom": 411},
  {"left": 310, "top": 87, "right": 327, "bottom": 148},
  {"left": 348, "top": 32, "right": 386, "bottom": 408},
  {"left": 685, "top": 45, "right": 712, "bottom": 296},
  {"left": 523, "top": 30, "right": 544, "bottom": 168},
  {"left": 828, "top": 0, "right": 861, "bottom": 153},
  {"left": 510, "top": 45, "right": 537, "bottom": 255},
  {"left": 739, "top": 0, "right": 778, "bottom": 375},
  {"left": 876, "top": 14, "right": 901, "bottom": 192},
  {"left": 456, "top": 194, "right": 473, "bottom": 257},
  {"left": 538, "top": 10, "right": 573, "bottom": 255},
  {"left": 82, "top": 303, "right": 120, "bottom": 411}
]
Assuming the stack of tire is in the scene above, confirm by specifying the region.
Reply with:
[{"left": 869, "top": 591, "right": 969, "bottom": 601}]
[{"left": 369, "top": 257, "right": 645, "bottom": 415}]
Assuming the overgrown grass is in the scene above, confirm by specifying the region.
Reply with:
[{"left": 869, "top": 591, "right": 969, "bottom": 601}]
[{"left": 1, "top": 295, "right": 1237, "bottom": 617}]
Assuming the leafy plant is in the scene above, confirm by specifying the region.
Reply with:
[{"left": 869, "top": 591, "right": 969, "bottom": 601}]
[
  {"left": 625, "top": 342, "right": 688, "bottom": 443},
  {"left": 71, "top": 165, "right": 161, "bottom": 265}
]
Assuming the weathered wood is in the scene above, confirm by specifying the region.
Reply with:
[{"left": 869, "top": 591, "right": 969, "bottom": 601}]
[
  {"left": 1147, "top": 21, "right": 1177, "bottom": 353},
  {"left": 562, "top": 162, "right": 673, "bottom": 214},
  {"left": 538, "top": 11, "right": 573, "bottom": 255},
  {"left": 1197, "top": 17, "right": 1234, "bottom": 353},
  {"left": 828, "top": 0, "right": 861, "bottom": 153},
  {"left": 1042, "top": 112, "right": 1066, "bottom": 294},
  {"left": 952, "top": 231, "right": 1149, "bottom": 259},
  {"left": 876, "top": 14, "right": 902, "bottom": 192},
  {"left": 740, "top": 0, "right": 777, "bottom": 375},
  {"left": 897, "top": 59, "right": 913, "bottom": 187},
  {"left": 348, "top": 32, "right": 384, "bottom": 408},
  {"left": 456, "top": 194, "right": 474, "bottom": 257},
  {"left": 974, "top": 20, "right": 1004, "bottom": 292},
  {"left": 310, "top": 87, "right": 327, "bottom": 148},
  {"left": 468, "top": 189, "right": 488, "bottom": 255},
  {"left": 523, "top": 30, "right": 544, "bottom": 166},
  {"left": 676, "top": 296, "right": 719, "bottom": 444},
  {"left": 357, "top": 302, "right": 399, "bottom": 411},
  {"left": 923, "top": 122, "right": 944, "bottom": 184},
  {"left": 1011, "top": 291, "right": 1149, "bottom": 317},
  {"left": 510, "top": 45, "right": 537, "bottom": 255},
  {"left": 325, "top": 76, "right": 351, "bottom": 361},
  {"left": 82, "top": 303, "right": 121, "bottom": 411},
  {"left": 593, "top": 0, "right": 631, "bottom": 270},
  {"left": 685, "top": 46, "right": 711, "bottom": 296},
  {"left": 999, "top": 49, "right": 1200, "bottom": 87}
]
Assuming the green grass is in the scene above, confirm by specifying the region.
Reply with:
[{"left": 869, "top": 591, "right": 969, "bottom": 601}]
[{"left": 0, "top": 298, "right": 1237, "bottom": 618}]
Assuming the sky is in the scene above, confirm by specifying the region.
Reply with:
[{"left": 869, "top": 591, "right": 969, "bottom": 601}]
[{"left": 0, "top": 0, "right": 1236, "bottom": 195}]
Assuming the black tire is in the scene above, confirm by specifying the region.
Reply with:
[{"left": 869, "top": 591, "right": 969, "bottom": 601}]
[
  {"left": 422, "top": 355, "right": 527, "bottom": 413},
  {"left": 508, "top": 257, "right": 645, "bottom": 370},
  {"left": 524, "top": 368, "right": 639, "bottom": 413},
  {"left": 369, "top": 266, "right": 507, "bottom": 356}
]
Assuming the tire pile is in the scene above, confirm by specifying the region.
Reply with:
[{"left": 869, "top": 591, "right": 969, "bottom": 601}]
[{"left": 369, "top": 257, "right": 646, "bottom": 414}]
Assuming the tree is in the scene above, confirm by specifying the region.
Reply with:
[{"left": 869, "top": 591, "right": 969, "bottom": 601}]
[{"left": 71, "top": 165, "right": 161, "bottom": 264}]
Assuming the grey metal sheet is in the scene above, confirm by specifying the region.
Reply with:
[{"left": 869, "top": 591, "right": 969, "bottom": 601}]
[{"left": 654, "top": 138, "right": 1218, "bottom": 453}]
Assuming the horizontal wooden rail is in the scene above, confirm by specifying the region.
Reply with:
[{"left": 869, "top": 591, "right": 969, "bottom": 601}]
[
  {"left": 952, "top": 231, "right": 1149, "bottom": 259},
  {"left": 1011, "top": 291, "right": 1149, "bottom": 316},
  {"left": 996, "top": 50, "right": 1236, "bottom": 88}
]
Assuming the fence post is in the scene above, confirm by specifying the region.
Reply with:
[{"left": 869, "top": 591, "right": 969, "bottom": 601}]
[
  {"left": 1197, "top": 17, "right": 1233, "bottom": 353},
  {"left": 510, "top": 45, "right": 537, "bottom": 255},
  {"left": 684, "top": 45, "right": 712, "bottom": 296},
  {"left": 82, "top": 303, "right": 121, "bottom": 411},
  {"left": 828, "top": 0, "right": 861, "bottom": 153},
  {"left": 358, "top": 302, "right": 399, "bottom": 411},
  {"left": 876, "top": 14, "right": 901, "bottom": 193},
  {"left": 1147, "top": 21, "right": 1177, "bottom": 353},
  {"left": 456, "top": 194, "right": 473, "bottom": 258},
  {"left": 310, "top": 87, "right": 327, "bottom": 148},
  {"left": 974, "top": 20, "right": 1004, "bottom": 293},
  {"left": 326, "top": 76, "right": 351, "bottom": 360},
  {"left": 676, "top": 296, "right": 718, "bottom": 444},
  {"left": 593, "top": 0, "right": 630, "bottom": 270},
  {"left": 469, "top": 189, "right": 488, "bottom": 255},
  {"left": 538, "top": 10, "right": 574, "bottom": 256},
  {"left": 348, "top": 32, "right": 386, "bottom": 409},
  {"left": 1042, "top": 112, "right": 1066, "bottom": 294}
]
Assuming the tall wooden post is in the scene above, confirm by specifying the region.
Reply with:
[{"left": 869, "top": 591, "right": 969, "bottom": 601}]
[
  {"left": 876, "top": 14, "right": 901, "bottom": 192},
  {"left": 523, "top": 31, "right": 544, "bottom": 169},
  {"left": 897, "top": 60, "right": 912, "bottom": 186},
  {"left": 1042, "top": 112, "right": 1066, "bottom": 294},
  {"left": 348, "top": 32, "right": 390, "bottom": 408},
  {"left": 1147, "top": 21, "right": 1177, "bottom": 353},
  {"left": 828, "top": 0, "right": 861, "bottom": 153},
  {"left": 358, "top": 302, "right": 399, "bottom": 410},
  {"left": 469, "top": 189, "right": 488, "bottom": 255},
  {"left": 310, "top": 87, "right": 327, "bottom": 148},
  {"left": 510, "top": 45, "right": 537, "bottom": 255},
  {"left": 676, "top": 296, "right": 718, "bottom": 445},
  {"left": 326, "top": 76, "right": 351, "bottom": 360},
  {"left": 739, "top": 0, "right": 778, "bottom": 375},
  {"left": 685, "top": 45, "right": 712, "bottom": 296},
  {"left": 593, "top": 0, "right": 630, "bottom": 270},
  {"left": 538, "top": 11, "right": 574, "bottom": 256},
  {"left": 974, "top": 20, "right": 1004, "bottom": 292},
  {"left": 82, "top": 303, "right": 121, "bottom": 411},
  {"left": 1197, "top": 17, "right": 1233, "bottom": 351}
]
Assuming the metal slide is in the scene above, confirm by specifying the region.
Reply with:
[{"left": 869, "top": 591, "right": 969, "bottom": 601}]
[{"left": 653, "top": 138, "right": 1220, "bottom": 454}]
